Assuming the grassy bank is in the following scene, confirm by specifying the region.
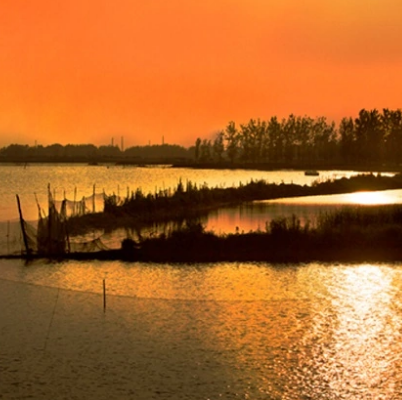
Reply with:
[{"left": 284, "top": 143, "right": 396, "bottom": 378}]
[
  {"left": 11, "top": 203, "right": 402, "bottom": 263},
  {"left": 67, "top": 172, "right": 402, "bottom": 234},
  {"left": 123, "top": 205, "right": 402, "bottom": 263}
]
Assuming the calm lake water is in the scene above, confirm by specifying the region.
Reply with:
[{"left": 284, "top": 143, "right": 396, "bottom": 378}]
[{"left": 2, "top": 164, "right": 402, "bottom": 398}]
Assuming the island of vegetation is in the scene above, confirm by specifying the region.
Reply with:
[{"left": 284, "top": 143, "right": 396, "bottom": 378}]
[
  {"left": 10, "top": 172, "right": 402, "bottom": 263},
  {"left": 65, "top": 172, "right": 402, "bottom": 234},
  {"left": 117, "top": 206, "right": 402, "bottom": 263}
]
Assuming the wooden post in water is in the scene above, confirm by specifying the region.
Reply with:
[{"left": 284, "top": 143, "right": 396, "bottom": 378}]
[
  {"left": 103, "top": 279, "right": 107, "bottom": 312},
  {"left": 6, "top": 220, "right": 10, "bottom": 255},
  {"left": 93, "top": 184, "right": 96, "bottom": 213},
  {"left": 16, "top": 195, "right": 31, "bottom": 257}
]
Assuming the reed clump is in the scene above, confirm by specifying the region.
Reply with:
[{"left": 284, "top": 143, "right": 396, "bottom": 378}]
[{"left": 134, "top": 205, "right": 402, "bottom": 263}]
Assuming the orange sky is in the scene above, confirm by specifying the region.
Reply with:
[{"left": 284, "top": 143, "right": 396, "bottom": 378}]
[{"left": 0, "top": 0, "right": 401, "bottom": 148}]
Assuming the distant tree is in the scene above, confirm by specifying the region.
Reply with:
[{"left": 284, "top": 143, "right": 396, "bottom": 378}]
[
  {"left": 293, "top": 116, "right": 313, "bottom": 162},
  {"left": 224, "top": 121, "right": 239, "bottom": 163},
  {"left": 98, "top": 145, "right": 121, "bottom": 158},
  {"left": 267, "top": 116, "right": 283, "bottom": 162},
  {"left": 199, "top": 139, "right": 212, "bottom": 162},
  {"left": 64, "top": 144, "right": 98, "bottom": 159},
  {"left": 255, "top": 119, "right": 268, "bottom": 162},
  {"left": 212, "top": 131, "right": 225, "bottom": 162},
  {"left": 29, "top": 144, "right": 47, "bottom": 158},
  {"left": 0, "top": 144, "right": 29, "bottom": 158},
  {"left": 382, "top": 108, "right": 402, "bottom": 165},
  {"left": 238, "top": 119, "right": 267, "bottom": 163},
  {"left": 281, "top": 115, "right": 298, "bottom": 162},
  {"left": 46, "top": 143, "right": 64, "bottom": 158},
  {"left": 238, "top": 121, "right": 254, "bottom": 162},
  {"left": 311, "top": 117, "right": 337, "bottom": 162},
  {"left": 194, "top": 138, "right": 202, "bottom": 162},
  {"left": 187, "top": 145, "right": 196, "bottom": 159},
  {"left": 354, "top": 109, "right": 384, "bottom": 164},
  {"left": 339, "top": 117, "right": 355, "bottom": 163}
]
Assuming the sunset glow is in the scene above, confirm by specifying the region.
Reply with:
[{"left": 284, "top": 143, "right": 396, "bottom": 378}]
[{"left": 1, "top": 0, "right": 401, "bottom": 147}]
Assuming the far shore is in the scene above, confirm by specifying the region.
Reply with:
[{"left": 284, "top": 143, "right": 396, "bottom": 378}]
[{"left": 1, "top": 157, "right": 402, "bottom": 173}]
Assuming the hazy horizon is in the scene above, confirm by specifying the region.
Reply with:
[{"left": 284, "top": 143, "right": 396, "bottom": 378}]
[{"left": 1, "top": 1, "right": 401, "bottom": 148}]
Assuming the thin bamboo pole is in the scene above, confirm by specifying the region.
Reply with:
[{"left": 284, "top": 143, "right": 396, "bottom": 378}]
[
  {"left": 6, "top": 220, "right": 10, "bottom": 255},
  {"left": 93, "top": 184, "right": 96, "bottom": 213},
  {"left": 16, "top": 195, "right": 31, "bottom": 257}
]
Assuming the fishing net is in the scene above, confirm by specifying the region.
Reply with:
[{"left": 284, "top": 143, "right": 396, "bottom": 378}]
[
  {"left": 3, "top": 182, "right": 198, "bottom": 258},
  {"left": 47, "top": 192, "right": 107, "bottom": 218},
  {"left": 70, "top": 236, "right": 111, "bottom": 253},
  {"left": 0, "top": 220, "right": 30, "bottom": 256}
]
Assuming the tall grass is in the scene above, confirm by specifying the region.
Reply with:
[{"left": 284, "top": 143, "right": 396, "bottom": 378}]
[
  {"left": 67, "top": 173, "right": 402, "bottom": 235},
  {"left": 135, "top": 204, "right": 402, "bottom": 262}
]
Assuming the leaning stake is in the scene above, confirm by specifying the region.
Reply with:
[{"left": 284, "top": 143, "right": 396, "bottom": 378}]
[{"left": 16, "top": 194, "right": 31, "bottom": 258}]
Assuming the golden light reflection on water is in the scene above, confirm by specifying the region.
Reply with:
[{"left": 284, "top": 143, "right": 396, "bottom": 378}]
[
  {"left": 326, "top": 265, "right": 401, "bottom": 394},
  {"left": 346, "top": 191, "right": 396, "bottom": 205},
  {"left": 3, "top": 260, "right": 402, "bottom": 398},
  {"left": 268, "top": 189, "right": 402, "bottom": 207},
  {"left": 284, "top": 264, "right": 402, "bottom": 399}
]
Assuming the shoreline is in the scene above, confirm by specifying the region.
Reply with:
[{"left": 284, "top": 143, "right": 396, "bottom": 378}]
[
  {"left": 11, "top": 173, "right": 402, "bottom": 263},
  {"left": 1, "top": 158, "right": 402, "bottom": 173},
  {"left": 65, "top": 172, "right": 402, "bottom": 235},
  {"left": 7, "top": 212, "right": 402, "bottom": 264}
]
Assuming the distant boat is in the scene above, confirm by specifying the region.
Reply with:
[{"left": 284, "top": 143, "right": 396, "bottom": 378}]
[{"left": 304, "top": 170, "right": 319, "bottom": 176}]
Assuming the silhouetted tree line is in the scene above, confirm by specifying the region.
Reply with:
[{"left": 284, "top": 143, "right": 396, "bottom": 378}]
[
  {"left": 194, "top": 109, "right": 402, "bottom": 167},
  {"left": 0, "top": 143, "right": 194, "bottom": 163},
  {"left": 2, "top": 108, "right": 402, "bottom": 167}
]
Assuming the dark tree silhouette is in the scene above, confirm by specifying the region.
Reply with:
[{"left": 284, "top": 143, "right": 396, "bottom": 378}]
[{"left": 193, "top": 108, "right": 402, "bottom": 168}]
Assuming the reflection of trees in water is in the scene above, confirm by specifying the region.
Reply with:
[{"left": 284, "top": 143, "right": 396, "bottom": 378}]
[
  {"left": 67, "top": 214, "right": 209, "bottom": 251},
  {"left": 65, "top": 173, "right": 402, "bottom": 242}
]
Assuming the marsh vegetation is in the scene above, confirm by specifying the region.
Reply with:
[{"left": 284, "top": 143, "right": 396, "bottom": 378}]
[
  {"left": 67, "top": 172, "right": 402, "bottom": 235},
  {"left": 30, "top": 172, "right": 398, "bottom": 263},
  {"left": 122, "top": 205, "right": 402, "bottom": 263}
]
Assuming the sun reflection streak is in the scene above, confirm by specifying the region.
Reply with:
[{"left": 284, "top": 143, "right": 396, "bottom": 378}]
[
  {"left": 347, "top": 191, "right": 395, "bottom": 205},
  {"left": 280, "top": 264, "right": 402, "bottom": 399},
  {"left": 321, "top": 265, "right": 402, "bottom": 396}
]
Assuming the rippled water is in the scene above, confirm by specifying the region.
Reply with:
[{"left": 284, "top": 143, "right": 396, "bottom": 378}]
[
  {"left": 2, "top": 165, "right": 402, "bottom": 398},
  {"left": 1, "top": 260, "right": 402, "bottom": 398}
]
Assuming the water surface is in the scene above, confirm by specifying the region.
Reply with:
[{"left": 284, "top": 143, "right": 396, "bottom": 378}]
[
  {"left": 0, "top": 164, "right": 363, "bottom": 222},
  {"left": 2, "top": 165, "right": 402, "bottom": 398},
  {"left": 1, "top": 259, "right": 402, "bottom": 398}
]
